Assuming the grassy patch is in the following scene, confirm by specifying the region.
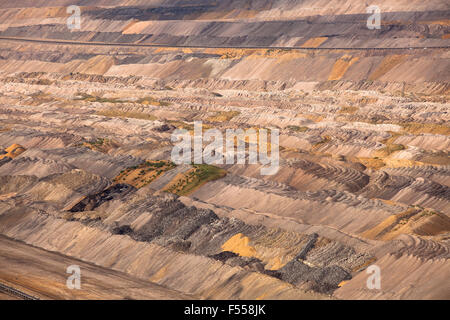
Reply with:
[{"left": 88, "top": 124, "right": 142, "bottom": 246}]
[
  {"left": 75, "top": 93, "right": 170, "bottom": 106},
  {"left": 355, "top": 132, "right": 406, "bottom": 169},
  {"left": 164, "top": 164, "right": 226, "bottom": 196},
  {"left": 35, "top": 79, "right": 54, "bottom": 86},
  {"left": 167, "top": 120, "right": 195, "bottom": 131},
  {"left": 90, "top": 138, "right": 107, "bottom": 146},
  {"left": 375, "top": 132, "right": 406, "bottom": 157},
  {"left": 338, "top": 106, "right": 359, "bottom": 114},
  {"left": 137, "top": 96, "right": 170, "bottom": 106},
  {"left": 400, "top": 122, "right": 450, "bottom": 135},
  {"left": 377, "top": 143, "right": 406, "bottom": 157},
  {"left": 97, "top": 109, "right": 157, "bottom": 121},
  {"left": 27, "top": 91, "right": 54, "bottom": 105},
  {"left": 83, "top": 138, "right": 118, "bottom": 153},
  {"left": 312, "top": 135, "right": 331, "bottom": 150},
  {"left": 114, "top": 160, "right": 176, "bottom": 188},
  {"left": 75, "top": 93, "right": 123, "bottom": 104},
  {"left": 207, "top": 111, "right": 240, "bottom": 122},
  {"left": 286, "top": 125, "right": 308, "bottom": 132},
  {"left": 167, "top": 121, "right": 213, "bottom": 133},
  {"left": 356, "top": 157, "right": 386, "bottom": 170}
]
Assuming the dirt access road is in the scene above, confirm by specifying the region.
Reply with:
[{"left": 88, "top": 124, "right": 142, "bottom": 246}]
[{"left": 0, "top": 36, "right": 448, "bottom": 51}]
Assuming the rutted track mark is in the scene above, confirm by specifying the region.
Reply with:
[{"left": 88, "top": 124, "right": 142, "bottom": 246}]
[
  {"left": 0, "top": 37, "right": 448, "bottom": 50},
  {"left": 0, "top": 282, "right": 39, "bottom": 300}
]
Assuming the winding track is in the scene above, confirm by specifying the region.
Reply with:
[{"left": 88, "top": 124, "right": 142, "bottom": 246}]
[
  {"left": 0, "top": 282, "right": 39, "bottom": 300},
  {"left": 0, "top": 36, "right": 448, "bottom": 50}
]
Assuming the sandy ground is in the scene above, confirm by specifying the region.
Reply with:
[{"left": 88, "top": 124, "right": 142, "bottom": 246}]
[{"left": 0, "top": 235, "right": 194, "bottom": 300}]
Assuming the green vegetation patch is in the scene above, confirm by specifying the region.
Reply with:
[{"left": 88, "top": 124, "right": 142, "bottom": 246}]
[
  {"left": 97, "top": 109, "right": 157, "bottom": 121},
  {"left": 165, "top": 164, "right": 227, "bottom": 196},
  {"left": 75, "top": 93, "right": 123, "bottom": 104},
  {"left": 115, "top": 160, "right": 177, "bottom": 188},
  {"left": 286, "top": 125, "right": 308, "bottom": 132},
  {"left": 137, "top": 96, "right": 170, "bottom": 106}
]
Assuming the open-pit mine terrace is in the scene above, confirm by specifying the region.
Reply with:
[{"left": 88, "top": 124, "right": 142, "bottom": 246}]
[{"left": 0, "top": 0, "right": 449, "bottom": 300}]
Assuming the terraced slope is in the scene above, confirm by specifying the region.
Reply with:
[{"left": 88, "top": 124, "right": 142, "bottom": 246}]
[
  {"left": 0, "top": 0, "right": 448, "bottom": 300},
  {"left": 0, "top": 0, "right": 449, "bottom": 49}
]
